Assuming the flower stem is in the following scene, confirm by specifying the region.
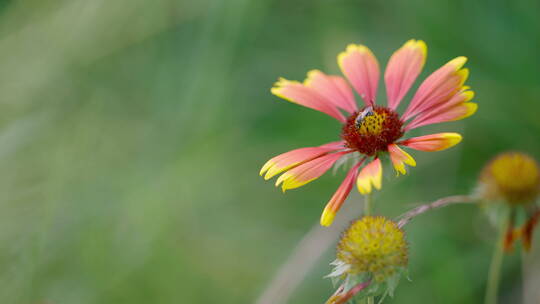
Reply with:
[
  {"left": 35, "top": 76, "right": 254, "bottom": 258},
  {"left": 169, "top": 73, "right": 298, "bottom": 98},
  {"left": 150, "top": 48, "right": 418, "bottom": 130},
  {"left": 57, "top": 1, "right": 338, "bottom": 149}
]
[
  {"left": 364, "top": 192, "right": 372, "bottom": 216},
  {"left": 396, "top": 195, "right": 475, "bottom": 228},
  {"left": 521, "top": 248, "right": 529, "bottom": 304},
  {"left": 484, "top": 216, "right": 509, "bottom": 304},
  {"left": 364, "top": 193, "right": 375, "bottom": 304}
]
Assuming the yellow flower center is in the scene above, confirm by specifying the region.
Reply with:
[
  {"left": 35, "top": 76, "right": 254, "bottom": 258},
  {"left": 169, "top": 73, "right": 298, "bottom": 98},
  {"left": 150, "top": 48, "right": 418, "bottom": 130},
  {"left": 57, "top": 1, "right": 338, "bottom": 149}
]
[
  {"left": 337, "top": 216, "right": 408, "bottom": 283},
  {"left": 355, "top": 107, "right": 387, "bottom": 136},
  {"left": 480, "top": 152, "right": 540, "bottom": 204}
]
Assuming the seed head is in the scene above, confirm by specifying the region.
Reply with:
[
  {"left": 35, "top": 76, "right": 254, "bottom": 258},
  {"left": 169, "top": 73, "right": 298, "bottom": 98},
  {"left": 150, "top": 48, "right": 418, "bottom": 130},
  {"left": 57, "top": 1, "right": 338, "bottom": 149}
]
[
  {"left": 478, "top": 152, "right": 540, "bottom": 204},
  {"left": 336, "top": 216, "right": 408, "bottom": 283}
]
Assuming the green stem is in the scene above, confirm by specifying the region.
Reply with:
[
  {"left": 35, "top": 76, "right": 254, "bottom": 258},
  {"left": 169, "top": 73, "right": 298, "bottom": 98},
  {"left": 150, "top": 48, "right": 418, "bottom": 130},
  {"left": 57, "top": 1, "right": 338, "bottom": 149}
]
[
  {"left": 364, "top": 192, "right": 372, "bottom": 216},
  {"left": 521, "top": 248, "right": 528, "bottom": 304},
  {"left": 484, "top": 217, "right": 509, "bottom": 304},
  {"left": 364, "top": 193, "right": 374, "bottom": 304}
]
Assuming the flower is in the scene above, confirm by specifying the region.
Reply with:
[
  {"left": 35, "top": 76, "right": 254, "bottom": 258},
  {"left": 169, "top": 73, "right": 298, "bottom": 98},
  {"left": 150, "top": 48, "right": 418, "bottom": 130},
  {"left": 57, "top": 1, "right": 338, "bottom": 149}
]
[
  {"left": 260, "top": 40, "right": 477, "bottom": 226},
  {"left": 477, "top": 152, "right": 540, "bottom": 251},
  {"left": 478, "top": 152, "right": 540, "bottom": 204},
  {"left": 326, "top": 216, "right": 408, "bottom": 302}
]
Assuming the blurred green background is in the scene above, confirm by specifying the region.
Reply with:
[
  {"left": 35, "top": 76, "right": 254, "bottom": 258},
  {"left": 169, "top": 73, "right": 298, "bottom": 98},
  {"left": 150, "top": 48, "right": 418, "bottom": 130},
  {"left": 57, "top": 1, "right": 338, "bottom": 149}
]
[{"left": 0, "top": 0, "right": 539, "bottom": 303}]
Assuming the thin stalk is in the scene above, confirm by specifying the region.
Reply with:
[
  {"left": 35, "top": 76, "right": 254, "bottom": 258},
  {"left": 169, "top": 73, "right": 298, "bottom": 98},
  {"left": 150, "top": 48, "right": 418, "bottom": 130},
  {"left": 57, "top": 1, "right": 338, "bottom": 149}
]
[
  {"left": 484, "top": 216, "right": 509, "bottom": 304},
  {"left": 364, "top": 193, "right": 374, "bottom": 304},
  {"left": 396, "top": 195, "right": 475, "bottom": 228},
  {"left": 364, "top": 192, "right": 372, "bottom": 216},
  {"left": 521, "top": 248, "right": 528, "bottom": 304}
]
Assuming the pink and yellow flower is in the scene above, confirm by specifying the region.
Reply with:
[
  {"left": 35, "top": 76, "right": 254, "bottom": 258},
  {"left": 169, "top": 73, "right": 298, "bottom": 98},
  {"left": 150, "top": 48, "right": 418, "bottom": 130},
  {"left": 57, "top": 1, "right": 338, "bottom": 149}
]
[{"left": 260, "top": 40, "right": 477, "bottom": 226}]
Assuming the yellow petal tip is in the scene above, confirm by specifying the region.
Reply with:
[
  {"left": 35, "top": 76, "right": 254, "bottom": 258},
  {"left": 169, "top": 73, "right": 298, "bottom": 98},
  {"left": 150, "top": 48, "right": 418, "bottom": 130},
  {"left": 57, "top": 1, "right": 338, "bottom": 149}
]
[
  {"left": 449, "top": 56, "right": 467, "bottom": 69},
  {"left": 260, "top": 161, "right": 273, "bottom": 176},
  {"left": 417, "top": 40, "right": 427, "bottom": 52},
  {"left": 443, "top": 133, "right": 463, "bottom": 148},
  {"left": 320, "top": 209, "right": 336, "bottom": 227},
  {"left": 303, "top": 70, "right": 323, "bottom": 86},
  {"left": 404, "top": 39, "right": 427, "bottom": 55},
  {"left": 463, "top": 90, "right": 475, "bottom": 102},
  {"left": 357, "top": 186, "right": 370, "bottom": 195},
  {"left": 462, "top": 102, "right": 478, "bottom": 118}
]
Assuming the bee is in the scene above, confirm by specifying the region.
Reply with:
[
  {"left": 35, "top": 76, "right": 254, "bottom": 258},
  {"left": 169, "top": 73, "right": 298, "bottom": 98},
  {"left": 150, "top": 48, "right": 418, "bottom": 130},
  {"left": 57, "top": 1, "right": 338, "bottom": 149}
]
[{"left": 355, "top": 106, "right": 374, "bottom": 129}]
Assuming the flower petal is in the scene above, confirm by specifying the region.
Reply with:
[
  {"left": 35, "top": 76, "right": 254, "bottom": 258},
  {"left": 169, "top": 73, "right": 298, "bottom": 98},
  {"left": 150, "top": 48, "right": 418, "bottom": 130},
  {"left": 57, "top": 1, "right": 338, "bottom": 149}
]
[
  {"left": 337, "top": 44, "right": 380, "bottom": 106},
  {"left": 356, "top": 158, "right": 382, "bottom": 194},
  {"left": 320, "top": 161, "right": 363, "bottom": 227},
  {"left": 326, "top": 281, "right": 371, "bottom": 304},
  {"left": 405, "top": 90, "right": 476, "bottom": 130},
  {"left": 388, "top": 144, "right": 416, "bottom": 175},
  {"left": 402, "top": 56, "right": 469, "bottom": 121},
  {"left": 260, "top": 141, "right": 345, "bottom": 180},
  {"left": 305, "top": 70, "right": 358, "bottom": 114},
  {"left": 399, "top": 133, "right": 462, "bottom": 152},
  {"left": 276, "top": 151, "right": 349, "bottom": 192},
  {"left": 420, "top": 87, "right": 474, "bottom": 117},
  {"left": 521, "top": 210, "right": 540, "bottom": 252},
  {"left": 406, "top": 102, "right": 477, "bottom": 131},
  {"left": 271, "top": 78, "right": 346, "bottom": 122},
  {"left": 385, "top": 39, "right": 427, "bottom": 110},
  {"left": 504, "top": 219, "right": 517, "bottom": 252}
]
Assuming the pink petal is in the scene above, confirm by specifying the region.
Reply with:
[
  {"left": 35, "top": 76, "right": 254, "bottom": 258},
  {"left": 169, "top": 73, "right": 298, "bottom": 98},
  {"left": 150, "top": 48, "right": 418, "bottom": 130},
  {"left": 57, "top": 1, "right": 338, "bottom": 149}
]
[
  {"left": 405, "top": 89, "right": 475, "bottom": 130},
  {"left": 338, "top": 44, "right": 380, "bottom": 106},
  {"left": 305, "top": 70, "right": 358, "bottom": 114},
  {"left": 320, "top": 160, "right": 364, "bottom": 226},
  {"left": 356, "top": 158, "right": 383, "bottom": 194},
  {"left": 260, "top": 141, "right": 345, "bottom": 180},
  {"left": 402, "top": 57, "right": 469, "bottom": 121},
  {"left": 399, "top": 133, "right": 462, "bottom": 152},
  {"left": 425, "top": 87, "right": 474, "bottom": 115},
  {"left": 271, "top": 78, "right": 346, "bottom": 122},
  {"left": 385, "top": 40, "right": 427, "bottom": 110},
  {"left": 276, "top": 151, "right": 350, "bottom": 191},
  {"left": 405, "top": 102, "right": 477, "bottom": 131}
]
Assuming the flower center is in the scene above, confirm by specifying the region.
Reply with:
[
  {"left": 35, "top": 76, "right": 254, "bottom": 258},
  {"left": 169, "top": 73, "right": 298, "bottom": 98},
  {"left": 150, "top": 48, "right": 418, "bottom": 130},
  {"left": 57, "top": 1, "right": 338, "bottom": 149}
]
[
  {"left": 337, "top": 216, "right": 408, "bottom": 283},
  {"left": 356, "top": 107, "right": 386, "bottom": 135},
  {"left": 341, "top": 106, "right": 404, "bottom": 156},
  {"left": 480, "top": 152, "right": 540, "bottom": 204}
]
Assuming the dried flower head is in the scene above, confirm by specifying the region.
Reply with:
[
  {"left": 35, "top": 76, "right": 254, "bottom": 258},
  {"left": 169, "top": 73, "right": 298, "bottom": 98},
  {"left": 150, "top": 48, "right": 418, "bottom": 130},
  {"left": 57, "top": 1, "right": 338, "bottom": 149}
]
[
  {"left": 478, "top": 152, "right": 540, "bottom": 204},
  {"left": 327, "top": 216, "right": 408, "bottom": 302},
  {"left": 337, "top": 216, "right": 408, "bottom": 282},
  {"left": 477, "top": 152, "right": 540, "bottom": 252}
]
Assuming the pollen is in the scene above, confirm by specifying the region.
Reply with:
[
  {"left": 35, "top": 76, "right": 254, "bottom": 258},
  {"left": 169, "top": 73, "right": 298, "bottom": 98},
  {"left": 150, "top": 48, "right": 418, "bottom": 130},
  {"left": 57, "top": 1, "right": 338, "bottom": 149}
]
[
  {"left": 356, "top": 107, "right": 387, "bottom": 135},
  {"left": 479, "top": 152, "right": 540, "bottom": 204},
  {"left": 341, "top": 106, "right": 403, "bottom": 156},
  {"left": 337, "top": 216, "right": 408, "bottom": 283}
]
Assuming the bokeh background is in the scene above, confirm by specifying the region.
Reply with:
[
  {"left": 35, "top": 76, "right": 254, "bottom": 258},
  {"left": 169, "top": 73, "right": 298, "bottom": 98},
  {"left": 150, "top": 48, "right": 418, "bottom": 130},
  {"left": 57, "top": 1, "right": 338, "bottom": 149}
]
[{"left": 0, "top": 0, "right": 539, "bottom": 303}]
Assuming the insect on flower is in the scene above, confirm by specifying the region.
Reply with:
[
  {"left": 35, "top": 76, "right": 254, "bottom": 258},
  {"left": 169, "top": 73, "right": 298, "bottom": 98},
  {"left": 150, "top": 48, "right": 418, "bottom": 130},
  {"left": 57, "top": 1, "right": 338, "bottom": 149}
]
[
  {"left": 355, "top": 106, "right": 375, "bottom": 129},
  {"left": 260, "top": 40, "right": 477, "bottom": 226}
]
